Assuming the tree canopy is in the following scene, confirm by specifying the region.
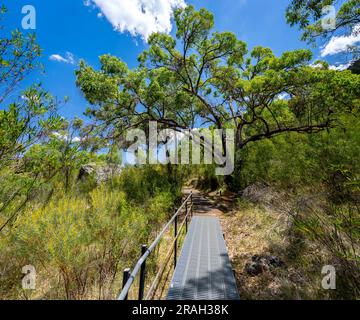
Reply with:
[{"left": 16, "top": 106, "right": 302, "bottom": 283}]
[
  {"left": 76, "top": 6, "right": 360, "bottom": 155},
  {"left": 286, "top": 0, "right": 360, "bottom": 58},
  {"left": 0, "top": 5, "right": 41, "bottom": 104}
]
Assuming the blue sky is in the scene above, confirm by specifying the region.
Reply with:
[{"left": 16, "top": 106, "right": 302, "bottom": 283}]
[{"left": 3, "top": 0, "right": 350, "bottom": 120}]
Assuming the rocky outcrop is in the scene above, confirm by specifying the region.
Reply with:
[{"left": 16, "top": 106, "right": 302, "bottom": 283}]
[
  {"left": 78, "top": 163, "right": 122, "bottom": 184},
  {"left": 245, "top": 254, "right": 285, "bottom": 276}
]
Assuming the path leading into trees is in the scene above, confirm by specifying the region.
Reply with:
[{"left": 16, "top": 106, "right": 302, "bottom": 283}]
[
  {"left": 166, "top": 187, "right": 240, "bottom": 300},
  {"left": 181, "top": 187, "right": 231, "bottom": 216}
]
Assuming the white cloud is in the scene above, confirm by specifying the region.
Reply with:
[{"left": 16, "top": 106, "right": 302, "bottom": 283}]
[
  {"left": 49, "top": 52, "right": 76, "bottom": 64},
  {"left": 309, "top": 60, "right": 350, "bottom": 71},
  {"left": 309, "top": 62, "right": 324, "bottom": 69},
  {"left": 86, "top": 0, "right": 186, "bottom": 41},
  {"left": 49, "top": 54, "right": 68, "bottom": 63},
  {"left": 329, "top": 63, "right": 351, "bottom": 71},
  {"left": 321, "top": 24, "right": 360, "bottom": 57},
  {"left": 52, "top": 132, "right": 81, "bottom": 143}
]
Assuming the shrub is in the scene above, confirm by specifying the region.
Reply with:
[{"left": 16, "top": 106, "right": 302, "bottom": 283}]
[
  {"left": 0, "top": 164, "right": 181, "bottom": 299},
  {"left": 293, "top": 200, "right": 360, "bottom": 299}
]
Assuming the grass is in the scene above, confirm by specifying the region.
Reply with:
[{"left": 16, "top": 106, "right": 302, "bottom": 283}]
[{"left": 219, "top": 196, "right": 333, "bottom": 300}]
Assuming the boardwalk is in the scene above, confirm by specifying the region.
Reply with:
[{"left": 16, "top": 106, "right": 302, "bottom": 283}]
[
  {"left": 167, "top": 215, "right": 240, "bottom": 300},
  {"left": 118, "top": 188, "right": 240, "bottom": 301}
]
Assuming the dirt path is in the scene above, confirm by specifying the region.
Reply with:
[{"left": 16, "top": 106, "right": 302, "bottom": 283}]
[
  {"left": 182, "top": 187, "right": 225, "bottom": 217},
  {"left": 182, "top": 187, "right": 239, "bottom": 243}
]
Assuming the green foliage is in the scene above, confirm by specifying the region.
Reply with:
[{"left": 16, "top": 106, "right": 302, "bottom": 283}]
[
  {"left": 76, "top": 6, "right": 359, "bottom": 170},
  {"left": 0, "top": 110, "right": 99, "bottom": 233},
  {"left": 0, "top": 7, "right": 41, "bottom": 104},
  {"left": 286, "top": 0, "right": 360, "bottom": 58},
  {"left": 237, "top": 113, "right": 360, "bottom": 192},
  {"left": 194, "top": 163, "right": 223, "bottom": 191},
  {"left": 227, "top": 111, "right": 360, "bottom": 299},
  {"left": 0, "top": 9, "right": 66, "bottom": 230},
  {"left": 0, "top": 85, "right": 62, "bottom": 169},
  {"left": 113, "top": 165, "right": 181, "bottom": 203},
  {"left": 0, "top": 4, "right": 359, "bottom": 301},
  {"left": 1, "top": 165, "right": 180, "bottom": 299}
]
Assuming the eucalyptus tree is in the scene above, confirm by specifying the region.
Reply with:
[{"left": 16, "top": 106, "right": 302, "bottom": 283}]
[
  {"left": 0, "top": 6, "right": 59, "bottom": 169},
  {"left": 76, "top": 6, "right": 360, "bottom": 171},
  {"left": 0, "top": 6, "right": 69, "bottom": 232}
]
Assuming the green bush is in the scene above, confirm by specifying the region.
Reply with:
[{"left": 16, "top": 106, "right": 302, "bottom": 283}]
[
  {"left": 293, "top": 201, "right": 360, "bottom": 299},
  {"left": 0, "top": 165, "right": 181, "bottom": 299}
]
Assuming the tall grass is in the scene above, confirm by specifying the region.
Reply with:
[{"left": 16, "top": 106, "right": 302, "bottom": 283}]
[{"left": 0, "top": 165, "right": 182, "bottom": 299}]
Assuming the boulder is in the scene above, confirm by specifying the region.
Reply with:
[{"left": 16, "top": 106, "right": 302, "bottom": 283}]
[
  {"left": 245, "top": 254, "right": 284, "bottom": 276},
  {"left": 78, "top": 163, "right": 122, "bottom": 184}
]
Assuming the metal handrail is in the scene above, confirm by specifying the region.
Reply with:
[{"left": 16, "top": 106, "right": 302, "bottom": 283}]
[
  {"left": 145, "top": 203, "right": 193, "bottom": 300},
  {"left": 118, "top": 191, "right": 193, "bottom": 300}
]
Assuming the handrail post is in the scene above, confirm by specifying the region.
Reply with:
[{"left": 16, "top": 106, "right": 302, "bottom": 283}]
[
  {"left": 174, "top": 209, "right": 178, "bottom": 269},
  {"left": 185, "top": 201, "right": 188, "bottom": 233},
  {"left": 138, "top": 245, "right": 147, "bottom": 300},
  {"left": 122, "top": 268, "right": 131, "bottom": 300},
  {"left": 190, "top": 192, "right": 193, "bottom": 217}
]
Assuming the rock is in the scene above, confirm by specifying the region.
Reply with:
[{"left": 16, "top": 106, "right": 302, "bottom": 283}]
[
  {"left": 268, "top": 255, "right": 284, "bottom": 268},
  {"left": 95, "top": 164, "right": 122, "bottom": 183},
  {"left": 78, "top": 163, "right": 122, "bottom": 184},
  {"left": 245, "top": 254, "right": 284, "bottom": 276},
  {"left": 245, "top": 260, "right": 266, "bottom": 276},
  {"left": 78, "top": 163, "right": 97, "bottom": 179}
]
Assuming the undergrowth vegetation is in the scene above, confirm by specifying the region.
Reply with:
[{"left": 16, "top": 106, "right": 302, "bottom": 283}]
[
  {"left": 200, "top": 113, "right": 360, "bottom": 299},
  {"left": 0, "top": 166, "right": 183, "bottom": 299}
]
